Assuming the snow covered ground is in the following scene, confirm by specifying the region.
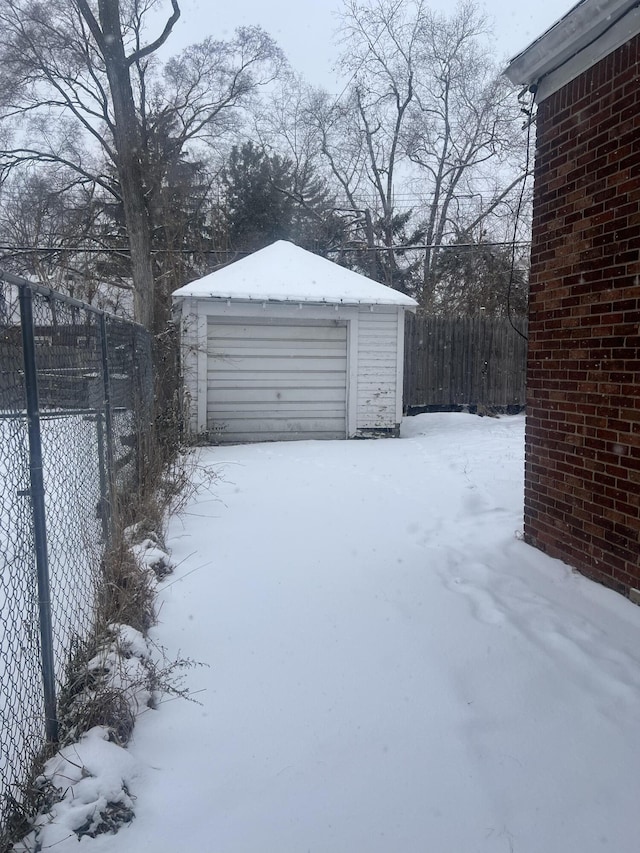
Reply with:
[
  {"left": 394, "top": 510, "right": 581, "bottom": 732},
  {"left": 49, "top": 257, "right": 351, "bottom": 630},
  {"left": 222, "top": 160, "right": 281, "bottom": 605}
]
[{"left": 23, "top": 413, "right": 640, "bottom": 852}]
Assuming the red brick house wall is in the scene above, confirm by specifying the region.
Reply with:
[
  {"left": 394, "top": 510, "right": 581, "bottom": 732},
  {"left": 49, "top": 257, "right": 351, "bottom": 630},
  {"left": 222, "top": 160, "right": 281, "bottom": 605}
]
[{"left": 526, "top": 34, "right": 640, "bottom": 595}]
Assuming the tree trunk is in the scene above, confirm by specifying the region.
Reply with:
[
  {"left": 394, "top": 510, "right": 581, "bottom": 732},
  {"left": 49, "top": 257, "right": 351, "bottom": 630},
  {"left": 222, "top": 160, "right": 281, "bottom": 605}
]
[{"left": 97, "top": 0, "right": 155, "bottom": 330}]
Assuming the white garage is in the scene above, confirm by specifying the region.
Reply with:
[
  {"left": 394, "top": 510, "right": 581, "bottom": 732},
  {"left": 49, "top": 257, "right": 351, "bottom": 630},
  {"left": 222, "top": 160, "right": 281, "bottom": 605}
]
[{"left": 172, "top": 241, "right": 417, "bottom": 444}]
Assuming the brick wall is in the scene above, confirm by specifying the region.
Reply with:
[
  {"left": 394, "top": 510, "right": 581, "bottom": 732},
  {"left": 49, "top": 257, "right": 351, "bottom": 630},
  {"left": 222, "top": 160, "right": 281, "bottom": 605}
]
[{"left": 526, "top": 33, "right": 640, "bottom": 595}]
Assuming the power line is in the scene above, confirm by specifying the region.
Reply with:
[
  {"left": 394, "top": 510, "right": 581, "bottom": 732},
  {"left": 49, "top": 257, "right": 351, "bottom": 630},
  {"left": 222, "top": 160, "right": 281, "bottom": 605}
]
[{"left": 0, "top": 240, "right": 531, "bottom": 257}]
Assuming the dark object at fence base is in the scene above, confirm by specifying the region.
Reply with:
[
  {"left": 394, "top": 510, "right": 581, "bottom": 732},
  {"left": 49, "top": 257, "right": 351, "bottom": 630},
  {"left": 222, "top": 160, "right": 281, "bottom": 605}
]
[{"left": 406, "top": 404, "right": 525, "bottom": 417}]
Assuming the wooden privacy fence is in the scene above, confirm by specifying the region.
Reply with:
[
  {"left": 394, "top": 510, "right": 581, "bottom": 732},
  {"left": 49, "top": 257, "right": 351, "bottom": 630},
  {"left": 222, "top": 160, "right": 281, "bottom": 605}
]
[{"left": 404, "top": 314, "right": 528, "bottom": 410}]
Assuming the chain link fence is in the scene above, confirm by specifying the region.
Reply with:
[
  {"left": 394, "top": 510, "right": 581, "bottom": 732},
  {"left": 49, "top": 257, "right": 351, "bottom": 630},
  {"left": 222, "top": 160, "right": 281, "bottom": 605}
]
[{"left": 0, "top": 273, "right": 153, "bottom": 847}]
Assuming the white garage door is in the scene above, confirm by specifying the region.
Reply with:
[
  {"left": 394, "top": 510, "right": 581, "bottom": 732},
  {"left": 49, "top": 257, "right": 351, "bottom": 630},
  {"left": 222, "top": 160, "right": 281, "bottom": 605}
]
[{"left": 207, "top": 319, "right": 348, "bottom": 443}]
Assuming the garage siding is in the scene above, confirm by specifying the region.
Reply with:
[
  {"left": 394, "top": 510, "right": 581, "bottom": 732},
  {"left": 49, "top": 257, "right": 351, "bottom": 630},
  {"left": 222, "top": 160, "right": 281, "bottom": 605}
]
[
  {"left": 356, "top": 307, "right": 399, "bottom": 430},
  {"left": 207, "top": 319, "right": 348, "bottom": 443}
]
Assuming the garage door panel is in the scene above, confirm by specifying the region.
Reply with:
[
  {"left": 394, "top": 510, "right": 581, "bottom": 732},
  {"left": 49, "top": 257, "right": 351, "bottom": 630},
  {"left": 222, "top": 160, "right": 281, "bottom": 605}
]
[
  {"left": 208, "top": 323, "right": 346, "bottom": 342},
  {"left": 212, "top": 404, "right": 346, "bottom": 418},
  {"left": 209, "top": 375, "right": 346, "bottom": 388},
  {"left": 208, "top": 333, "right": 347, "bottom": 348},
  {"left": 209, "top": 341, "right": 347, "bottom": 357},
  {"left": 208, "top": 387, "right": 347, "bottom": 404},
  {"left": 206, "top": 319, "right": 347, "bottom": 443},
  {"left": 208, "top": 416, "right": 346, "bottom": 435},
  {"left": 210, "top": 356, "right": 346, "bottom": 373}
]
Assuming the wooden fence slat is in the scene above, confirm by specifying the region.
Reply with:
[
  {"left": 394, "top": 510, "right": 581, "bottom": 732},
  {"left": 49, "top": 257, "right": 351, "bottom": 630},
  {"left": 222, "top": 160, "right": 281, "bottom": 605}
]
[{"left": 404, "top": 314, "right": 527, "bottom": 410}]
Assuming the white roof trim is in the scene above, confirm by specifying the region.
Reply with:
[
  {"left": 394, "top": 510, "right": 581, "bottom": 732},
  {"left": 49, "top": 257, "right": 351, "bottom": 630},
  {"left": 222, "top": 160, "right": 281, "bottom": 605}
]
[{"left": 504, "top": 0, "right": 640, "bottom": 101}]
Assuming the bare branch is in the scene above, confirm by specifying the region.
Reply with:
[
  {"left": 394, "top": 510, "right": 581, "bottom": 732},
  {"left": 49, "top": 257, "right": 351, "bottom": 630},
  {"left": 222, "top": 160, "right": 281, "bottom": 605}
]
[{"left": 126, "top": 0, "right": 180, "bottom": 67}]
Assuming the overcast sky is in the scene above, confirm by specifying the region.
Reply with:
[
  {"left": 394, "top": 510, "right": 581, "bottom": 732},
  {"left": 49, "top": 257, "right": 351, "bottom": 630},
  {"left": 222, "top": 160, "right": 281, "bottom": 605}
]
[{"left": 161, "top": 0, "right": 579, "bottom": 87}]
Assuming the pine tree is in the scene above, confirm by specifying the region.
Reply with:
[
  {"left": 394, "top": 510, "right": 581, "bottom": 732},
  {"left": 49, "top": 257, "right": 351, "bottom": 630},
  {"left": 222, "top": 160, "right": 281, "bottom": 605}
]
[{"left": 220, "top": 142, "right": 346, "bottom": 255}]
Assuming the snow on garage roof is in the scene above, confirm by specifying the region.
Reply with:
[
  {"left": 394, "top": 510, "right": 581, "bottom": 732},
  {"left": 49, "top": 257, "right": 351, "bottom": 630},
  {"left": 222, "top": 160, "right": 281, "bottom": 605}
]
[{"left": 172, "top": 241, "right": 418, "bottom": 307}]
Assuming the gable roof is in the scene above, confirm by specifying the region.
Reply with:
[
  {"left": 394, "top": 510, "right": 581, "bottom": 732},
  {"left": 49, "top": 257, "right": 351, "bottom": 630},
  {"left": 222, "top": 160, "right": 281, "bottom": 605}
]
[
  {"left": 504, "top": 0, "right": 640, "bottom": 101},
  {"left": 172, "top": 241, "right": 418, "bottom": 308}
]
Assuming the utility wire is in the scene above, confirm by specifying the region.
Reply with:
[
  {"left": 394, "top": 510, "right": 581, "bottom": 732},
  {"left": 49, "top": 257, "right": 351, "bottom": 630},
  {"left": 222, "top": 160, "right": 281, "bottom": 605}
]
[
  {"left": 506, "top": 87, "right": 537, "bottom": 342},
  {"left": 0, "top": 240, "right": 531, "bottom": 256}
]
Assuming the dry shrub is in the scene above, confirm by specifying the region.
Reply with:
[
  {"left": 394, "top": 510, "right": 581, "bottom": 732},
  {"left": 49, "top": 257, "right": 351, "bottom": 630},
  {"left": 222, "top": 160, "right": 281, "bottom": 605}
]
[
  {"left": 57, "top": 633, "right": 138, "bottom": 749},
  {"left": 98, "top": 542, "right": 155, "bottom": 635},
  {"left": 1, "top": 754, "right": 58, "bottom": 852},
  {"left": 64, "top": 690, "right": 135, "bottom": 748},
  {"left": 75, "top": 795, "right": 135, "bottom": 839}
]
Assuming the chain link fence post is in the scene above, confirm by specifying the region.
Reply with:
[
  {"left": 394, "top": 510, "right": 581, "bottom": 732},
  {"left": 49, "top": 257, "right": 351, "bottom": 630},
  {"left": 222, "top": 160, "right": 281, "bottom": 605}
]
[
  {"left": 17, "top": 285, "right": 58, "bottom": 744},
  {"left": 98, "top": 314, "right": 115, "bottom": 543}
]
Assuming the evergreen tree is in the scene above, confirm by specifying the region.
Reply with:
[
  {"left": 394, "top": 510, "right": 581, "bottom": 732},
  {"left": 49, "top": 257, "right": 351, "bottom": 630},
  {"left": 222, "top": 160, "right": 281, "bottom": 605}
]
[
  {"left": 220, "top": 141, "right": 346, "bottom": 256},
  {"left": 430, "top": 238, "right": 528, "bottom": 317}
]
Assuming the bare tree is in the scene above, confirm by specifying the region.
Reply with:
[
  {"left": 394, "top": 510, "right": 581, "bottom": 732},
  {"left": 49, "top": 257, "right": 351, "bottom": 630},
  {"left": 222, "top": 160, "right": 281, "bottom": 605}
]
[
  {"left": 0, "top": 0, "right": 181, "bottom": 327},
  {"left": 403, "top": 1, "right": 523, "bottom": 307},
  {"left": 308, "top": 0, "right": 524, "bottom": 304},
  {"left": 0, "top": 166, "right": 124, "bottom": 305},
  {"left": 304, "top": 88, "right": 368, "bottom": 220},
  {"left": 0, "top": 0, "right": 284, "bottom": 328},
  {"left": 351, "top": 0, "right": 421, "bottom": 269},
  {"left": 321, "top": 0, "right": 423, "bottom": 287}
]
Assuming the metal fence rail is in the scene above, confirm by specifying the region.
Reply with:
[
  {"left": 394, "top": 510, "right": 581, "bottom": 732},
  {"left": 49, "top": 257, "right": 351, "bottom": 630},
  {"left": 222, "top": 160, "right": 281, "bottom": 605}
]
[
  {"left": 404, "top": 313, "right": 528, "bottom": 410},
  {"left": 0, "top": 272, "right": 153, "bottom": 847}
]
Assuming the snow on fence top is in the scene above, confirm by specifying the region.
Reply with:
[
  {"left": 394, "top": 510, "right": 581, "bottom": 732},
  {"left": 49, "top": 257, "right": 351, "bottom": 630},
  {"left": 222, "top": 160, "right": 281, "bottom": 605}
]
[{"left": 172, "top": 241, "right": 418, "bottom": 307}]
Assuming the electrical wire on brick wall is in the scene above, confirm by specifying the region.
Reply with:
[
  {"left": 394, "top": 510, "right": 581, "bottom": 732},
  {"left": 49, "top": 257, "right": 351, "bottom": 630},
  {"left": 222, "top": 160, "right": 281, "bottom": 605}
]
[{"left": 506, "top": 84, "right": 537, "bottom": 342}]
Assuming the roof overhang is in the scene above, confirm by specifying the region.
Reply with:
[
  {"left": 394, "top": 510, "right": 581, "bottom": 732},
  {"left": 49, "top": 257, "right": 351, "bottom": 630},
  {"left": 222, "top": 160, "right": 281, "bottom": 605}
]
[
  {"left": 172, "top": 294, "right": 418, "bottom": 311},
  {"left": 504, "top": 0, "right": 640, "bottom": 101}
]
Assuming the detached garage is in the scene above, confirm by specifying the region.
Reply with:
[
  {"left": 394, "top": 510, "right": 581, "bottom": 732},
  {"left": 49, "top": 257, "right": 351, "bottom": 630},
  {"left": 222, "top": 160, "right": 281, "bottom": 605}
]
[{"left": 172, "top": 241, "right": 417, "bottom": 443}]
